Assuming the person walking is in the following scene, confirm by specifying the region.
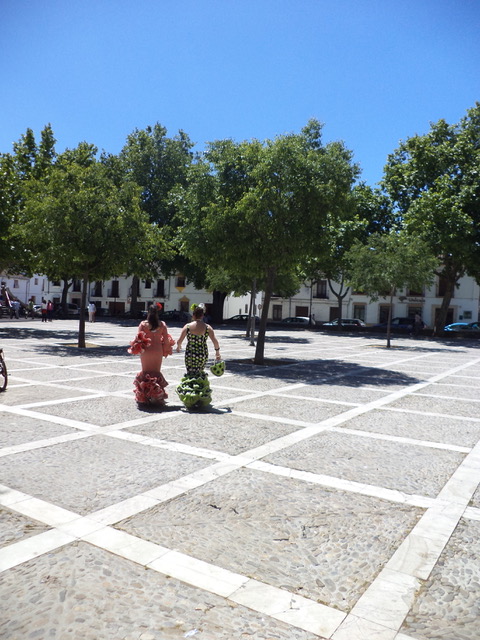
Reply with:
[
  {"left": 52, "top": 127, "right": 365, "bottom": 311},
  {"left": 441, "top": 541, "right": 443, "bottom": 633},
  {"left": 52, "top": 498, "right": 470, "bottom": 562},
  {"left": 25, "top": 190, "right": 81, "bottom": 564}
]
[
  {"left": 41, "top": 299, "right": 48, "bottom": 322},
  {"left": 88, "top": 302, "right": 96, "bottom": 323},
  {"left": 128, "top": 304, "right": 175, "bottom": 405},
  {"left": 413, "top": 313, "right": 425, "bottom": 337},
  {"left": 176, "top": 304, "right": 221, "bottom": 375},
  {"left": 47, "top": 300, "right": 54, "bottom": 321}
]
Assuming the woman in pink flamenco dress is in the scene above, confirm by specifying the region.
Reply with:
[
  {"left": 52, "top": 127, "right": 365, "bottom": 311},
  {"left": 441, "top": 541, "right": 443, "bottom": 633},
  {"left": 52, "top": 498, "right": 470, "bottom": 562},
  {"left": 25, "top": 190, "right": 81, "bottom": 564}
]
[{"left": 128, "top": 304, "right": 175, "bottom": 405}]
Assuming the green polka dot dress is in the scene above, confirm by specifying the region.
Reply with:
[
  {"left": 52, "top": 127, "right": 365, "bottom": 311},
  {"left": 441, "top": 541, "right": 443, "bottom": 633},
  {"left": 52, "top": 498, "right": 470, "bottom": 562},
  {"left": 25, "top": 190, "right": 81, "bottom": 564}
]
[{"left": 185, "top": 326, "right": 209, "bottom": 374}]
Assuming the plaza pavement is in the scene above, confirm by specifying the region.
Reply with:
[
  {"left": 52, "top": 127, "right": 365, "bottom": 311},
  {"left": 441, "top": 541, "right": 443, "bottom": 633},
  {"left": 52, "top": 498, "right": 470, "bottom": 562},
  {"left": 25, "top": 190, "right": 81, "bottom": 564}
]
[{"left": 0, "top": 317, "right": 479, "bottom": 640}]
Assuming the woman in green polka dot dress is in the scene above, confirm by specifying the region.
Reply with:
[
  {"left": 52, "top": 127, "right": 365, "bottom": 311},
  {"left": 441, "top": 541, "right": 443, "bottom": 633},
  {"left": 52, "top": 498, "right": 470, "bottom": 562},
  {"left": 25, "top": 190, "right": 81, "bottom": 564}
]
[{"left": 176, "top": 304, "right": 221, "bottom": 374}]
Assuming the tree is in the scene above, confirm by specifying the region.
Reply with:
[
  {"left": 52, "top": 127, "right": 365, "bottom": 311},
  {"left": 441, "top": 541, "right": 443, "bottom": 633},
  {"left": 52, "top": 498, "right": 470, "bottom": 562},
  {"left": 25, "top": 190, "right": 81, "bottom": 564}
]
[
  {"left": 382, "top": 103, "right": 480, "bottom": 333},
  {"left": 346, "top": 232, "right": 437, "bottom": 347},
  {"left": 17, "top": 143, "right": 167, "bottom": 347},
  {"left": 306, "top": 184, "right": 394, "bottom": 328},
  {"left": 0, "top": 125, "right": 57, "bottom": 272},
  {"left": 176, "top": 120, "right": 359, "bottom": 363},
  {"left": 118, "top": 124, "right": 194, "bottom": 312}
]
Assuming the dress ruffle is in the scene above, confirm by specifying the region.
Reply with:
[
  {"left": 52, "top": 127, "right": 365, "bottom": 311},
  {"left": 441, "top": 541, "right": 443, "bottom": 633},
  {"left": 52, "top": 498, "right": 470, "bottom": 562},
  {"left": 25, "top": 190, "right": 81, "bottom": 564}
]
[{"left": 134, "top": 372, "right": 169, "bottom": 405}]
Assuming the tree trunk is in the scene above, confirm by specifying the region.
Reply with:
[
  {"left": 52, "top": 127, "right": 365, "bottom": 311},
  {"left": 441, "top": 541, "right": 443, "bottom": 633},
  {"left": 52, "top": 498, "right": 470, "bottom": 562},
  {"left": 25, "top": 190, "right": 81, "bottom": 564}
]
[
  {"left": 61, "top": 278, "right": 72, "bottom": 316},
  {"left": 254, "top": 268, "right": 275, "bottom": 365},
  {"left": 130, "top": 275, "right": 140, "bottom": 315},
  {"left": 328, "top": 278, "right": 349, "bottom": 331},
  {"left": 78, "top": 276, "right": 88, "bottom": 348},
  {"left": 211, "top": 290, "right": 227, "bottom": 323},
  {"left": 434, "top": 276, "right": 456, "bottom": 335},
  {"left": 386, "top": 288, "right": 395, "bottom": 349}
]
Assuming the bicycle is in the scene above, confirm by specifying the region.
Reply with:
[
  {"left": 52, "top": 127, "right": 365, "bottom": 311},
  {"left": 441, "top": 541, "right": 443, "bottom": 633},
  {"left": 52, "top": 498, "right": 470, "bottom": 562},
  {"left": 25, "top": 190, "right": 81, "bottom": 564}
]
[{"left": 0, "top": 349, "right": 7, "bottom": 392}]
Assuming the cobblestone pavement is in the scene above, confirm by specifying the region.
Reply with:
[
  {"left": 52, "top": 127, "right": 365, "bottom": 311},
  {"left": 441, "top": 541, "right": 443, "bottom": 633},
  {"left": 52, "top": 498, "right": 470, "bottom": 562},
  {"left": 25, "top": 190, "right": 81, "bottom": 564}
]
[{"left": 1, "top": 318, "right": 480, "bottom": 640}]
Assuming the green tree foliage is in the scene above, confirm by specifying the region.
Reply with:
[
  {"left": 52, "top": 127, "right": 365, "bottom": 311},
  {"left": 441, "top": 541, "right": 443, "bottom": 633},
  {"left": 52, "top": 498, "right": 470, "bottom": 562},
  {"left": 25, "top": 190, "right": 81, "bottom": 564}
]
[
  {"left": 118, "top": 123, "right": 194, "bottom": 310},
  {"left": 0, "top": 125, "right": 57, "bottom": 271},
  {"left": 347, "top": 232, "right": 437, "bottom": 347},
  {"left": 176, "top": 120, "right": 359, "bottom": 363},
  {"left": 383, "top": 103, "right": 480, "bottom": 332},
  {"left": 307, "top": 183, "right": 393, "bottom": 328},
  {"left": 16, "top": 143, "right": 166, "bottom": 347}
]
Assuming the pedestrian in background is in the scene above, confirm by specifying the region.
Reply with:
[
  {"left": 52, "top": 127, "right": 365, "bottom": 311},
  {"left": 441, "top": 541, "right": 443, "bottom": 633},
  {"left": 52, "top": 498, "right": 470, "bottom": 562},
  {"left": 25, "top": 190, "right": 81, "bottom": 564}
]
[{"left": 88, "top": 302, "right": 96, "bottom": 323}]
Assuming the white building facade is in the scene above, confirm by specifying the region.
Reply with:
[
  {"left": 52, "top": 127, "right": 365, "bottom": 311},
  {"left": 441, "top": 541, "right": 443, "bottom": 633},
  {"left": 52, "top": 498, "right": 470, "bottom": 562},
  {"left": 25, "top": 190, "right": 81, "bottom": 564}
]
[
  {"left": 44, "top": 274, "right": 215, "bottom": 317},
  {"left": 0, "top": 273, "right": 47, "bottom": 306},
  {"left": 261, "top": 275, "right": 480, "bottom": 326}
]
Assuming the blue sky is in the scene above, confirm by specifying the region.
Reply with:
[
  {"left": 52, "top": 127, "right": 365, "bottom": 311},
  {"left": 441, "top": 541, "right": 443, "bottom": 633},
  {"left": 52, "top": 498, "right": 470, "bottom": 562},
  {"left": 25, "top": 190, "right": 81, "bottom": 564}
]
[{"left": 1, "top": 0, "right": 479, "bottom": 186}]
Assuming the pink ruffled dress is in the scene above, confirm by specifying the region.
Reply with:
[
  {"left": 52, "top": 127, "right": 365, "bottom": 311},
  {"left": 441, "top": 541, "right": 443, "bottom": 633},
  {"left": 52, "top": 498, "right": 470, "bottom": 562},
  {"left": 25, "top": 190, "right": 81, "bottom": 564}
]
[{"left": 130, "top": 320, "right": 175, "bottom": 405}]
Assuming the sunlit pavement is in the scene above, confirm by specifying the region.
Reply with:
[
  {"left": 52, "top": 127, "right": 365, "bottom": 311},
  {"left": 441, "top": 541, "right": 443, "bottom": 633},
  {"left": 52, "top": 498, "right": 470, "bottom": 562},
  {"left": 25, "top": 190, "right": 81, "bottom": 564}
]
[{"left": 1, "top": 318, "right": 480, "bottom": 640}]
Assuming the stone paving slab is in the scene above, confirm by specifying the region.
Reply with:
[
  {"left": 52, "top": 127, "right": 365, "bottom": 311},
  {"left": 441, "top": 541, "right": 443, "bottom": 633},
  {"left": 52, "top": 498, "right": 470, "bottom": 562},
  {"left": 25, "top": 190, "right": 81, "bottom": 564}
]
[
  {"left": 401, "top": 518, "right": 480, "bottom": 640},
  {"left": 284, "top": 383, "right": 391, "bottom": 404},
  {"left": 1, "top": 320, "right": 480, "bottom": 640},
  {"left": 264, "top": 431, "right": 466, "bottom": 497},
  {"left": 0, "top": 415, "right": 78, "bottom": 447},
  {"left": 342, "top": 409, "right": 480, "bottom": 448},
  {"left": 32, "top": 395, "right": 161, "bottom": 426},
  {"left": 0, "top": 384, "right": 94, "bottom": 406},
  {"left": 228, "top": 396, "right": 350, "bottom": 423},
  {"left": 0, "top": 542, "right": 319, "bottom": 640},
  {"left": 0, "top": 435, "right": 211, "bottom": 515},
  {"left": 0, "top": 506, "right": 51, "bottom": 549},
  {"left": 117, "top": 467, "right": 423, "bottom": 612},
  {"left": 412, "top": 383, "right": 480, "bottom": 400},
  {"left": 127, "top": 412, "right": 302, "bottom": 456},
  {"left": 388, "top": 395, "right": 480, "bottom": 418}
]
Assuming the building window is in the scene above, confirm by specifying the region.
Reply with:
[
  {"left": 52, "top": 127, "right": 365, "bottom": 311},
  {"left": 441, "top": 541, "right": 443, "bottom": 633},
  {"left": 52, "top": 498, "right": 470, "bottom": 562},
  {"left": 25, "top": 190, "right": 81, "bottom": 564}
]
[
  {"left": 13, "top": 279, "right": 19, "bottom": 288},
  {"left": 379, "top": 305, "right": 391, "bottom": 323},
  {"left": 296, "top": 306, "right": 309, "bottom": 317},
  {"left": 353, "top": 304, "right": 366, "bottom": 322},
  {"left": 408, "top": 287, "right": 423, "bottom": 297},
  {"left": 52, "top": 280, "right": 61, "bottom": 287},
  {"left": 176, "top": 275, "right": 186, "bottom": 288},
  {"left": 272, "top": 304, "right": 282, "bottom": 320},
  {"left": 145, "top": 280, "right": 152, "bottom": 289},
  {"left": 155, "top": 279, "right": 165, "bottom": 297},
  {"left": 109, "top": 280, "right": 119, "bottom": 298},
  {"left": 73, "top": 279, "right": 81, "bottom": 292},
  {"left": 92, "top": 282, "right": 102, "bottom": 297},
  {"left": 314, "top": 280, "right": 328, "bottom": 299},
  {"left": 34, "top": 278, "right": 38, "bottom": 285},
  {"left": 408, "top": 306, "right": 423, "bottom": 318}
]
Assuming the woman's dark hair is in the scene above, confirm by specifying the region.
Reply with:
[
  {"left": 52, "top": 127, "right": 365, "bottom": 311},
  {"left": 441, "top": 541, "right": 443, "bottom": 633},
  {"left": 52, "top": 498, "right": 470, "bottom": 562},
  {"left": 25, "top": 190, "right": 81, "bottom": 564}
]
[
  {"left": 147, "top": 304, "right": 160, "bottom": 330},
  {"left": 193, "top": 306, "right": 205, "bottom": 319}
]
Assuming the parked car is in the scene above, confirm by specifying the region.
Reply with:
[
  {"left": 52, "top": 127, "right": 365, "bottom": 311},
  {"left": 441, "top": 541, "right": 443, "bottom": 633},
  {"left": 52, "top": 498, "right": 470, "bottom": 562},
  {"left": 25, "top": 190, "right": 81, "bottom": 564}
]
[
  {"left": 323, "top": 318, "right": 366, "bottom": 327},
  {"left": 373, "top": 317, "right": 413, "bottom": 330},
  {"left": 224, "top": 314, "right": 260, "bottom": 324},
  {"left": 279, "top": 316, "right": 314, "bottom": 326},
  {"left": 159, "top": 310, "right": 192, "bottom": 322},
  {"left": 54, "top": 303, "right": 80, "bottom": 317},
  {"left": 444, "top": 322, "right": 480, "bottom": 332}
]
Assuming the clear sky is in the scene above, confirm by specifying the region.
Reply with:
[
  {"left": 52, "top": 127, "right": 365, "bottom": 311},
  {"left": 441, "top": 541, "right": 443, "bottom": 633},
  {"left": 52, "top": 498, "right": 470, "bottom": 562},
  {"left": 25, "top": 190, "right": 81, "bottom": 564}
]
[{"left": 1, "top": 0, "right": 479, "bottom": 186}]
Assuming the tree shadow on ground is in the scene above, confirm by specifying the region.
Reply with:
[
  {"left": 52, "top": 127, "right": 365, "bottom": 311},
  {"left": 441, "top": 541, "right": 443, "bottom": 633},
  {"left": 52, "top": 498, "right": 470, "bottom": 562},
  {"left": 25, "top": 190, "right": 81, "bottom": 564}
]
[{"left": 225, "top": 357, "right": 423, "bottom": 388}]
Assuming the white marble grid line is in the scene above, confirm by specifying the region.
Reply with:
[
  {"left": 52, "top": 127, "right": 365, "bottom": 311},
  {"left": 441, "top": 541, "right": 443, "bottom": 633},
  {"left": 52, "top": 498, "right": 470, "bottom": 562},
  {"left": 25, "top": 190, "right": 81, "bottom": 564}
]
[
  {"left": 1, "top": 342, "right": 478, "bottom": 632},
  {"left": 328, "top": 425, "right": 471, "bottom": 454},
  {"left": 410, "top": 391, "right": 480, "bottom": 403},
  {"left": 106, "top": 429, "right": 231, "bottom": 461},
  {"left": 0, "top": 405, "right": 100, "bottom": 430},
  {"left": 0, "top": 431, "right": 94, "bottom": 458},
  {"left": 334, "top": 439, "right": 480, "bottom": 636},
  {"left": 381, "top": 405, "right": 480, "bottom": 423},
  {"left": 14, "top": 393, "right": 106, "bottom": 409}
]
